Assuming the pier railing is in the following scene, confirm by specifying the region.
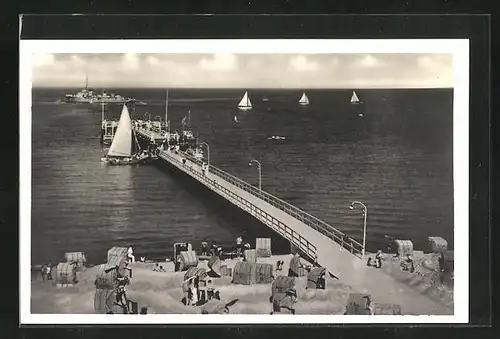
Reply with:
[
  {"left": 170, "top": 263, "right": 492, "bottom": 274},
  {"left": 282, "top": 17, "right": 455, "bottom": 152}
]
[
  {"left": 160, "top": 152, "right": 318, "bottom": 261},
  {"left": 180, "top": 152, "right": 364, "bottom": 259}
]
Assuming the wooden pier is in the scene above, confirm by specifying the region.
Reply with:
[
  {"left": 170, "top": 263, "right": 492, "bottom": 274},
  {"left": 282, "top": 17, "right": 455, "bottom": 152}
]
[{"left": 157, "top": 149, "right": 453, "bottom": 315}]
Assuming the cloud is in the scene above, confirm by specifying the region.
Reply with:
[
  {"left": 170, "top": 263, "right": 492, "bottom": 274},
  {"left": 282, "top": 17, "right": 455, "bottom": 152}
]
[
  {"left": 199, "top": 53, "right": 237, "bottom": 71},
  {"left": 33, "top": 53, "right": 56, "bottom": 67},
  {"left": 289, "top": 56, "right": 319, "bottom": 71},
  {"left": 70, "top": 55, "right": 86, "bottom": 68},
  {"left": 122, "top": 53, "right": 140, "bottom": 70},
  {"left": 352, "top": 54, "right": 386, "bottom": 68},
  {"left": 31, "top": 53, "right": 454, "bottom": 88},
  {"left": 416, "top": 55, "right": 453, "bottom": 84},
  {"left": 417, "top": 55, "right": 443, "bottom": 70},
  {"left": 146, "top": 55, "right": 159, "bottom": 66},
  {"left": 330, "top": 57, "right": 340, "bottom": 68}
]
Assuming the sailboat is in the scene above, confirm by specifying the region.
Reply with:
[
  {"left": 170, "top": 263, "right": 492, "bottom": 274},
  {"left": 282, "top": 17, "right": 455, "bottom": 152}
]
[
  {"left": 234, "top": 116, "right": 239, "bottom": 123},
  {"left": 299, "top": 92, "right": 309, "bottom": 106},
  {"left": 350, "top": 91, "right": 362, "bottom": 104},
  {"left": 238, "top": 91, "right": 252, "bottom": 111},
  {"left": 101, "top": 104, "right": 150, "bottom": 165}
]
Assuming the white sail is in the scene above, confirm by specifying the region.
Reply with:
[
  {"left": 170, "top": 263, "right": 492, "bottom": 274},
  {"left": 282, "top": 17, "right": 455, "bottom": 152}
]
[
  {"left": 238, "top": 91, "right": 252, "bottom": 108},
  {"left": 299, "top": 92, "right": 309, "bottom": 105},
  {"left": 107, "top": 104, "right": 133, "bottom": 157},
  {"left": 350, "top": 91, "right": 360, "bottom": 103}
]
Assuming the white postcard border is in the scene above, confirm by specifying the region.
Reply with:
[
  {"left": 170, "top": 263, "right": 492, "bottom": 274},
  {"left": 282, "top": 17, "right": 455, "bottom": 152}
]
[{"left": 19, "top": 39, "right": 469, "bottom": 324}]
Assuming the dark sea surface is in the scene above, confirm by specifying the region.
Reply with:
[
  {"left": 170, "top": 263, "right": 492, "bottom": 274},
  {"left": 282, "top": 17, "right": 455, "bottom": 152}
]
[{"left": 30, "top": 88, "right": 454, "bottom": 264}]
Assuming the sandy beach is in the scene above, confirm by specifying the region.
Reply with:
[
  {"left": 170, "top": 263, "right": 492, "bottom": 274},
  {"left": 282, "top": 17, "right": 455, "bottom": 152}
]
[{"left": 31, "top": 251, "right": 453, "bottom": 315}]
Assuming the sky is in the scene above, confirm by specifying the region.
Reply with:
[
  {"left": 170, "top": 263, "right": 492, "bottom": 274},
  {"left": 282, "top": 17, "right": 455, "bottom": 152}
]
[{"left": 32, "top": 53, "right": 453, "bottom": 89}]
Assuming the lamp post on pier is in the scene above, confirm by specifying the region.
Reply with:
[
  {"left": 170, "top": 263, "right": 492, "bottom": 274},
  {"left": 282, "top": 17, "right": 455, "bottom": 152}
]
[
  {"left": 200, "top": 142, "right": 210, "bottom": 167},
  {"left": 248, "top": 159, "right": 262, "bottom": 191},
  {"left": 349, "top": 200, "right": 367, "bottom": 257}
]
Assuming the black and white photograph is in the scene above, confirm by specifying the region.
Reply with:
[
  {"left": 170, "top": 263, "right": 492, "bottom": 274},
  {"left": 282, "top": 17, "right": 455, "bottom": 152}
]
[{"left": 19, "top": 39, "right": 469, "bottom": 324}]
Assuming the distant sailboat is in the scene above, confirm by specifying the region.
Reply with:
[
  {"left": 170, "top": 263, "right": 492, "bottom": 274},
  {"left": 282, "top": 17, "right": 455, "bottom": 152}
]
[
  {"left": 299, "top": 92, "right": 309, "bottom": 106},
  {"left": 238, "top": 91, "right": 252, "bottom": 111},
  {"left": 101, "top": 104, "right": 150, "bottom": 165},
  {"left": 350, "top": 91, "right": 362, "bottom": 104},
  {"left": 234, "top": 116, "right": 239, "bottom": 123}
]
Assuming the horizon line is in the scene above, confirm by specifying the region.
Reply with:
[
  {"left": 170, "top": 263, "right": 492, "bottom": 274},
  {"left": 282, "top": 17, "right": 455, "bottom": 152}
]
[{"left": 32, "top": 85, "right": 454, "bottom": 90}]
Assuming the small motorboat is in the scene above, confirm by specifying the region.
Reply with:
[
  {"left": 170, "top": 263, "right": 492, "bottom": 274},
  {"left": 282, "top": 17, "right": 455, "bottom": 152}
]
[{"left": 268, "top": 135, "right": 286, "bottom": 140}]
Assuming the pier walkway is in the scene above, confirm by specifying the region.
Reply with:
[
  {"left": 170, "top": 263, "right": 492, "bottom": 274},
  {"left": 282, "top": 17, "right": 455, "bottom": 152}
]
[
  {"left": 158, "top": 149, "right": 453, "bottom": 315},
  {"left": 134, "top": 125, "right": 167, "bottom": 143}
]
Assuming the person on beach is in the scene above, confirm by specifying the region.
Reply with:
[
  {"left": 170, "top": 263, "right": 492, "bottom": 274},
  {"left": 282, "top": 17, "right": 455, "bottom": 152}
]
[
  {"left": 127, "top": 246, "right": 135, "bottom": 263},
  {"left": 214, "top": 290, "right": 221, "bottom": 300},
  {"left": 362, "top": 295, "right": 375, "bottom": 315},
  {"left": 175, "top": 255, "right": 181, "bottom": 272},
  {"left": 236, "top": 236, "right": 243, "bottom": 257},
  {"left": 243, "top": 242, "right": 251, "bottom": 252},
  {"left": 375, "top": 250, "right": 383, "bottom": 268},
  {"left": 40, "top": 264, "right": 47, "bottom": 281},
  {"left": 115, "top": 277, "right": 130, "bottom": 308},
  {"left": 200, "top": 240, "right": 209, "bottom": 256},
  {"left": 384, "top": 235, "right": 394, "bottom": 254},
  {"left": 210, "top": 244, "right": 218, "bottom": 256},
  {"left": 124, "top": 261, "right": 133, "bottom": 278},
  {"left": 401, "top": 255, "right": 415, "bottom": 273},
  {"left": 318, "top": 270, "right": 326, "bottom": 289},
  {"left": 46, "top": 261, "right": 52, "bottom": 280},
  {"left": 192, "top": 277, "right": 200, "bottom": 305},
  {"left": 153, "top": 263, "right": 160, "bottom": 272},
  {"left": 206, "top": 279, "right": 214, "bottom": 300},
  {"left": 181, "top": 278, "right": 192, "bottom": 305},
  {"left": 189, "top": 281, "right": 198, "bottom": 306},
  {"left": 288, "top": 253, "right": 302, "bottom": 277}
]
